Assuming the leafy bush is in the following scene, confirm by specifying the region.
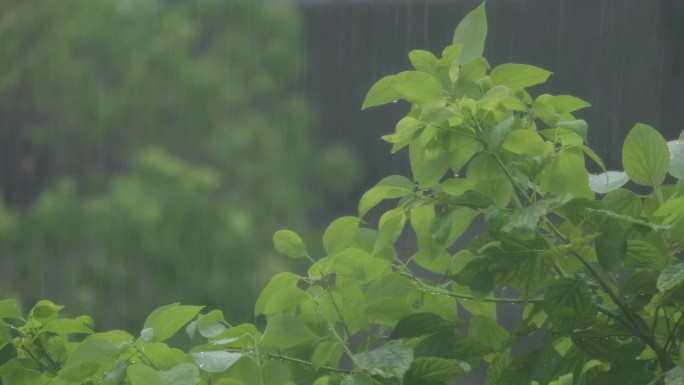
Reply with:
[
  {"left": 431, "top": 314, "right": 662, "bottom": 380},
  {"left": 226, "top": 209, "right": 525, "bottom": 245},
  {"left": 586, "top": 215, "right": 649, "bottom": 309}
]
[
  {"left": 2, "top": 2, "right": 684, "bottom": 384},
  {"left": 0, "top": 0, "right": 317, "bottom": 328}
]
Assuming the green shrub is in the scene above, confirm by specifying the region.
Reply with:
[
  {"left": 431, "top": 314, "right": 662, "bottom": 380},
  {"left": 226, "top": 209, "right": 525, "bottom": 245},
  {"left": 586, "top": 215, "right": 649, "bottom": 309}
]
[{"left": 0, "top": 0, "right": 316, "bottom": 328}]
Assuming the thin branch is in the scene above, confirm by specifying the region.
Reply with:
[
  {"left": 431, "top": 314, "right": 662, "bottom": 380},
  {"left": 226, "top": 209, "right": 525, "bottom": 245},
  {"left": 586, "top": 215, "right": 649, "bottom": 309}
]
[{"left": 268, "top": 353, "right": 352, "bottom": 374}]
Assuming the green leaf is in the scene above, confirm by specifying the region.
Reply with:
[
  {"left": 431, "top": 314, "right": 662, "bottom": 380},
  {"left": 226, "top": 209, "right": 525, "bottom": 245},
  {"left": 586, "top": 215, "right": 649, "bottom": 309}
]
[
  {"left": 374, "top": 208, "right": 406, "bottom": 255},
  {"left": 668, "top": 140, "right": 684, "bottom": 179},
  {"left": 260, "top": 314, "right": 317, "bottom": 349},
  {"left": 622, "top": 123, "right": 670, "bottom": 186},
  {"left": 625, "top": 240, "right": 668, "bottom": 271},
  {"left": 311, "top": 341, "right": 344, "bottom": 370},
  {"left": 414, "top": 331, "right": 491, "bottom": 367},
  {"left": 197, "top": 310, "right": 226, "bottom": 338},
  {"left": 657, "top": 263, "right": 684, "bottom": 295},
  {"left": 262, "top": 287, "right": 307, "bottom": 315},
  {"left": 255, "top": 272, "right": 300, "bottom": 316},
  {"left": 43, "top": 318, "right": 93, "bottom": 335},
  {"left": 353, "top": 340, "right": 413, "bottom": 379},
  {"left": 487, "top": 352, "right": 513, "bottom": 385},
  {"left": 478, "top": 85, "right": 509, "bottom": 110},
  {"left": 558, "top": 120, "right": 589, "bottom": 141},
  {"left": 358, "top": 175, "right": 415, "bottom": 217},
  {"left": 665, "top": 366, "right": 683, "bottom": 385},
  {"left": 504, "top": 198, "right": 555, "bottom": 231},
  {"left": 127, "top": 364, "right": 162, "bottom": 385},
  {"left": 341, "top": 372, "right": 375, "bottom": 385},
  {"left": 440, "top": 44, "right": 464, "bottom": 68},
  {"left": 0, "top": 299, "right": 21, "bottom": 319},
  {"left": 588, "top": 172, "right": 629, "bottom": 194},
  {"left": 273, "top": 229, "right": 308, "bottom": 258},
  {"left": 502, "top": 129, "right": 546, "bottom": 156},
  {"left": 543, "top": 278, "right": 592, "bottom": 332},
  {"left": 362, "top": 75, "right": 399, "bottom": 110},
  {"left": 452, "top": 2, "right": 487, "bottom": 64},
  {"left": 410, "top": 136, "right": 452, "bottom": 188},
  {"left": 498, "top": 351, "right": 541, "bottom": 385},
  {"left": 191, "top": 351, "right": 241, "bottom": 373},
  {"left": 654, "top": 196, "right": 684, "bottom": 224},
  {"left": 139, "top": 343, "right": 190, "bottom": 371},
  {"left": 158, "top": 363, "right": 200, "bottom": 385},
  {"left": 602, "top": 188, "right": 642, "bottom": 218},
  {"left": 490, "top": 64, "right": 552, "bottom": 90},
  {"left": 468, "top": 315, "right": 509, "bottom": 349},
  {"left": 260, "top": 361, "right": 292, "bottom": 385},
  {"left": 441, "top": 190, "right": 495, "bottom": 209},
  {"left": 536, "top": 94, "right": 591, "bottom": 113},
  {"left": 594, "top": 218, "right": 626, "bottom": 272},
  {"left": 49, "top": 362, "right": 101, "bottom": 385},
  {"left": 0, "top": 321, "right": 9, "bottom": 350},
  {"left": 382, "top": 117, "right": 425, "bottom": 154},
  {"left": 538, "top": 148, "right": 593, "bottom": 199},
  {"left": 391, "top": 71, "right": 444, "bottom": 104},
  {"left": 30, "top": 300, "right": 63, "bottom": 320},
  {"left": 409, "top": 50, "right": 439, "bottom": 73},
  {"left": 146, "top": 305, "right": 204, "bottom": 342},
  {"left": 390, "top": 313, "right": 462, "bottom": 339},
  {"left": 323, "top": 216, "right": 360, "bottom": 255},
  {"left": 487, "top": 116, "right": 515, "bottom": 151},
  {"left": 405, "top": 357, "right": 470, "bottom": 384},
  {"left": 430, "top": 209, "right": 453, "bottom": 245},
  {"left": 209, "top": 323, "right": 261, "bottom": 348}
]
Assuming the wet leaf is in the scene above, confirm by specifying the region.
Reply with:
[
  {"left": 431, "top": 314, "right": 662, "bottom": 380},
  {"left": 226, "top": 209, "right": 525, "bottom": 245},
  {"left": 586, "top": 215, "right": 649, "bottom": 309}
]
[
  {"left": 622, "top": 123, "right": 669, "bottom": 186},
  {"left": 353, "top": 341, "right": 413, "bottom": 379},
  {"left": 452, "top": 2, "right": 487, "bottom": 64},
  {"left": 273, "top": 229, "right": 308, "bottom": 258}
]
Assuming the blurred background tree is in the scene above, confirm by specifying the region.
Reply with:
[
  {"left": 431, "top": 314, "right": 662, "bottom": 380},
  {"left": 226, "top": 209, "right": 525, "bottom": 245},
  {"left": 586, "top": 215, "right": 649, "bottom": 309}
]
[{"left": 0, "top": 0, "right": 329, "bottom": 330}]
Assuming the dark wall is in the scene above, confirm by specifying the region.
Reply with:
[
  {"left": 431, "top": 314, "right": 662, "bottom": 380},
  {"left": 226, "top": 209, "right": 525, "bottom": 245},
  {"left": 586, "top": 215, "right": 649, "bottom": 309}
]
[{"left": 300, "top": 0, "right": 684, "bottom": 216}]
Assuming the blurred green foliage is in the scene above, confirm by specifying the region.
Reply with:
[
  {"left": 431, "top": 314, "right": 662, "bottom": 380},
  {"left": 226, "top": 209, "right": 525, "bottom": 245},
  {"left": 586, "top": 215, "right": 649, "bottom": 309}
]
[{"left": 0, "top": 0, "right": 328, "bottom": 329}]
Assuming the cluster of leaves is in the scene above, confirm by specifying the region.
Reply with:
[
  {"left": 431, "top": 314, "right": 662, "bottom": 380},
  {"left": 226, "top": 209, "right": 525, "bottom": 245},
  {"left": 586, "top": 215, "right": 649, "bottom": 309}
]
[
  {"left": 2, "top": 2, "right": 684, "bottom": 384},
  {"left": 0, "top": 0, "right": 324, "bottom": 328}
]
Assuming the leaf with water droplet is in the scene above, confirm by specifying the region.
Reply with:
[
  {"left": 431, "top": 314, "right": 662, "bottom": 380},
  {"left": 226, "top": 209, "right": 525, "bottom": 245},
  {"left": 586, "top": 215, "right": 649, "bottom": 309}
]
[
  {"left": 667, "top": 140, "right": 684, "bottom": 179},
  {"left": 588, "top": 171, "right": 629, "bottom": 194},
  {"left": 353, "top": 340, "right": 413, "bottom": 379},
  {"left": 191, "top": 351, "right": 241, "bottom": 373},
  {"left": 622, "top": 123, "right": 669, "bottom": 187}
]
